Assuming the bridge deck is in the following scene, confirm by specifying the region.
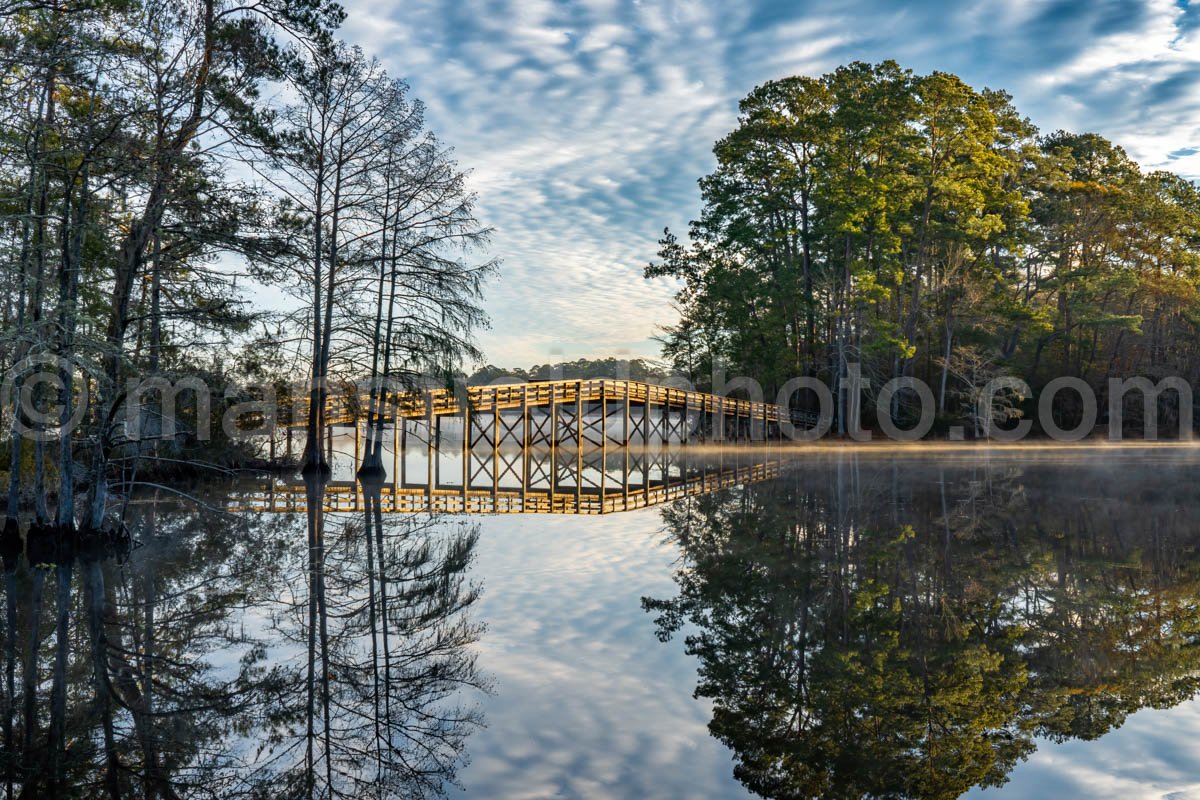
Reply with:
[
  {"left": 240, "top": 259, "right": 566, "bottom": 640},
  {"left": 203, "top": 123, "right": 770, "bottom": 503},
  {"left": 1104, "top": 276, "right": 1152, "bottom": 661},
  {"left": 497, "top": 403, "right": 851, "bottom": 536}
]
[
  {"left": 316, "top": 378, "right": 787, "bottom": 438},
  {"left": 261, "top": 379, "right": 802, "bottom": 513}
]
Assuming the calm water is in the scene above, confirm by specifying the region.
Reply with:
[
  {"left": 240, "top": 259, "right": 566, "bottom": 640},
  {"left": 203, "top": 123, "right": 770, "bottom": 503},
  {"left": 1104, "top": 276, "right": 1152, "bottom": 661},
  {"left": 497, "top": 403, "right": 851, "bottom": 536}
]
[{"left": 8, "top": 445, "right": 1200, "bottom": 797}]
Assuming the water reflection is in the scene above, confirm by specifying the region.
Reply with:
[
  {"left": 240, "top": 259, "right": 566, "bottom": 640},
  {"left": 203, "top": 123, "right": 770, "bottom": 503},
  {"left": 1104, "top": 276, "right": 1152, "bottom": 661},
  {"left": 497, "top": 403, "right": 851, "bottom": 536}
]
[
  {"left": 4, "top": 446, "right": 1197, "bottom": 797},
  {"left": 643, "top": 450, "right": 1200, "bottom": 799},
  {"left": 0, "top": 480, "right": 486, "bottom": 798},
  {"left": 253, "top": 439, "right": 786, "bottom": 515}
]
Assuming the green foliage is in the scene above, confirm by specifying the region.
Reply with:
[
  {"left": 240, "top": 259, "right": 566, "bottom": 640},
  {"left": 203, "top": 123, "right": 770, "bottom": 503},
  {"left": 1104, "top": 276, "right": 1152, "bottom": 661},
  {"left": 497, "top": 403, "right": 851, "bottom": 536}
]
[
  {"left": 0, "top": 0, "right": 493, "bottom": 516},
  {"left": 648, "top": 61, "right": 1200, "bottom": 434}
]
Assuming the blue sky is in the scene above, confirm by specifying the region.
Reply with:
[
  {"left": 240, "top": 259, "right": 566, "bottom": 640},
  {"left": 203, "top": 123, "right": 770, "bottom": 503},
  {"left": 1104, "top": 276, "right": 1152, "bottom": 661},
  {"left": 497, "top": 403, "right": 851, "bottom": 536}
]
[{"left": 338, "top": 0, "right": 1200, "bottom": 368}]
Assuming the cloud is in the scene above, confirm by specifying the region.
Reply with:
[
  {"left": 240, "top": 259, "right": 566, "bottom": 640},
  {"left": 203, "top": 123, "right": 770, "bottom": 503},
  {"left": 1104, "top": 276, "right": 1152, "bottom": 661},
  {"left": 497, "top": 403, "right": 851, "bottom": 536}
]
[
  {"left": 458, "top": 510, "right": 747, "bottom": 798},
  {"left": 337, "top": 0, "right": 1200, "bottom": 367},
  {"left": 964, "top": 701, "right": 1200, "bottom": 799}
]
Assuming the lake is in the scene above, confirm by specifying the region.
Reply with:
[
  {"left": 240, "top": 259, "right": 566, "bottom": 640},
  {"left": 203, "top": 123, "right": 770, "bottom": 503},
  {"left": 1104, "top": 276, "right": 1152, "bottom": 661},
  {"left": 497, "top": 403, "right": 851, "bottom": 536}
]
[{"left": 9, "top": 443, "right": 1200, "bottom": 798}]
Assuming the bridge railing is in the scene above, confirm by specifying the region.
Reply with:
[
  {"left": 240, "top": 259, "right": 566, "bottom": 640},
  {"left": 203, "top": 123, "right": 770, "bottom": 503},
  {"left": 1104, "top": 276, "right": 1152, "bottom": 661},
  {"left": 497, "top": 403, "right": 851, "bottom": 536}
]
[{"left": 309, "top": 378, "right": 788, "bottom": 427}]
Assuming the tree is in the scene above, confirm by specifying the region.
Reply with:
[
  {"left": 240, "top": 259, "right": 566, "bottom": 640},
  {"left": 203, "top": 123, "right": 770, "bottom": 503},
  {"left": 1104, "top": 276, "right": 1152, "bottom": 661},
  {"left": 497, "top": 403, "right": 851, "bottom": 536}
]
[
  {"left": 261, "top": 42, "right": 493, "bottom": 477},
  {"left": 646, "top": 62, "right": 1200, "bottom": 437}
]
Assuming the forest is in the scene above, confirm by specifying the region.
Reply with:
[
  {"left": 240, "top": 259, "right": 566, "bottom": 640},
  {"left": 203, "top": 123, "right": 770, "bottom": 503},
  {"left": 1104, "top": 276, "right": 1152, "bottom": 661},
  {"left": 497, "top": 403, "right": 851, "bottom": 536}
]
[
  {"left": 0, "top": 2, "right": 497, "bottom": 794},
  {"left": 647, "top": 61, "right": 1200, "bottom": 436},
  {"left": 0, "top": 0, "right": 494, "bottom": 532},
  {"left": 466, "top": 357, "right": 673, "bottom": 385}
]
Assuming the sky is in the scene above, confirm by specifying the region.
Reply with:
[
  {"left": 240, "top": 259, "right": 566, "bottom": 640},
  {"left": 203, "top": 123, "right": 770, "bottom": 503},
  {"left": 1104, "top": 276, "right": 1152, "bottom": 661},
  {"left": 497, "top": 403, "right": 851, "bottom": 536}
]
[{"left": 335, "top": 0, "right": 1200, "bottom": 368}]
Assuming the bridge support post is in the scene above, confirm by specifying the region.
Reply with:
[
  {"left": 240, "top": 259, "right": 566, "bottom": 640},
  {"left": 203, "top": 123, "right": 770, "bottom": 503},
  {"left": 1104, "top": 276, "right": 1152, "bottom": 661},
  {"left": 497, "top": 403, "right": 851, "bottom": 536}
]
[
  {"left": 623, "top": 384, "right": 631, "bottom": 446},
  {"left": 575, "top": 383, "right": 583, "bottom": 510},
  {"left": 492, "top": 394, "right": 500, "bottom": 507},
  {"left": 622, "top": 439, "right": 630, "bottom": 511},
  {"left": 522, "top": 386, "right": 530, "bottom": 510},
  {"left": 623, "top": 384, "right": 631, "bottom": 510},
  {"left": 354, "top": 419, "right": 362, "bottom": 474},
  {"left": 600, "top": 382, "right": 607, "bottom": 505},
  {"left": 461, "top": 400, "right": 469, "bottom": 507},
  {"left": 426, "top": 394, "right": 435, "bottom": 509},
  {"left": 398, "top": 419, "right": 406, "bottom": 488},
  {"left": 548, "top": 389, "right": 557, "bottom": 507},
  {"left": 663, "top": 397, "right": 670, "bottom": 445}
]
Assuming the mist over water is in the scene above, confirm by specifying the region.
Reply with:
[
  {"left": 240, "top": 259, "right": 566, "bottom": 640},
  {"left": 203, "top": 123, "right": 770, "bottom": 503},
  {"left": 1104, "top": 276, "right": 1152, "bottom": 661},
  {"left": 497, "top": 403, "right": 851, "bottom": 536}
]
[
  {"left": 460, "top": 445, "right": 1200, "bottom": 798},
  {"left": 3, "top": 443, "right": 1198, "bottom": 797}
]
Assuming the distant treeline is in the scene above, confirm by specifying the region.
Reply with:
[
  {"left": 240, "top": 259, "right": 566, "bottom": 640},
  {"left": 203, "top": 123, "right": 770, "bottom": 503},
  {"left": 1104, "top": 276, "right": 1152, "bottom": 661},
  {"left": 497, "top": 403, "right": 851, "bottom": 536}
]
[
  {"left": 467, "top": 358, "right": 673, "bottom": 385},
  {"left": 648, "top": 61, "right": 1200, "bottom": 436}
]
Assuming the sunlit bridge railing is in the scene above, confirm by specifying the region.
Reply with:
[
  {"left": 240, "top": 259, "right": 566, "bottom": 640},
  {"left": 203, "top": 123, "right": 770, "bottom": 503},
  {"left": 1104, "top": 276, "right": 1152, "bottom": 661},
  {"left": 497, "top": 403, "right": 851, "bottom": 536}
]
[{"left": 296, "top": 378, "right": 795, "bottom": 443}]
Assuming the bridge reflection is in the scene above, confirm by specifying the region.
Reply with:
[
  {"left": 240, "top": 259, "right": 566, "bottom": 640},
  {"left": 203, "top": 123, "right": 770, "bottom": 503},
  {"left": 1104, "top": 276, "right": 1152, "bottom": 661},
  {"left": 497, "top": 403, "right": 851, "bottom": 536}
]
[{"left": 250, "top": 436, "right": 783, "bottom": 514}]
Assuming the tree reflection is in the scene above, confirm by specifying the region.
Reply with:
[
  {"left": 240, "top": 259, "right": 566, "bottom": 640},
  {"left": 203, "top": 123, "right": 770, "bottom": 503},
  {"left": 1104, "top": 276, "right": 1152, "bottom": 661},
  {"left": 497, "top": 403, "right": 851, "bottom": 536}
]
[
  {"left": 258, "top": 474, "right": 490, "bottom": 799},
  {"left": 0, "top": 481, "right": 487, "bottom": 798},
  {"left": 644, "top": 453, "right": 1200, "bottom": 799}
]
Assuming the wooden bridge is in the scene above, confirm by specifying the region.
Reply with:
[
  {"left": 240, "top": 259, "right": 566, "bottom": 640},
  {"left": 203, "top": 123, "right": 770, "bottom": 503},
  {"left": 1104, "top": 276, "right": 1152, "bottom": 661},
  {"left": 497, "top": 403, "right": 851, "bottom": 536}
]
[
  {"left": 253, "top": 378, "right": 806, "bottom": 514},
  {"left": 244, "top": 445, "right": 784, "bottom": 515},
  {"left": 332, "top": 378, "right": 788, "bottom": 436},
  {"left": 290, "top": 378, "right": 793, "bottom": 449}
]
